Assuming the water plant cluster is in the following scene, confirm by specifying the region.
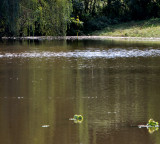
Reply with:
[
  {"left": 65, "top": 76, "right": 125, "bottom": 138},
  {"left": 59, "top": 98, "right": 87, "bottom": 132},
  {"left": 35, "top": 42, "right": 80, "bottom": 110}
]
[
  {"left": 73, "top": 114, "right": 83, "bottom": 121},
  {"left": 147, "top": 119, "right": 159, "bottom": 126},
  {"left": 146, "top": 119, "right": 159, "bottom": 134},
  {"left": 69, "top": 114, "right": 83, "bottom": 123}
]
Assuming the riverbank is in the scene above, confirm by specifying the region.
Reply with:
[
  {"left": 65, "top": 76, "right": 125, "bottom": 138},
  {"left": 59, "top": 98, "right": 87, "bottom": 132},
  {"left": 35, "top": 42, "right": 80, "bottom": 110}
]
[
  {"left": 2, "top": 36, "right": 160, "bottom": 42},
  {"left": 91, "top": 18, "right": 160, "bottom": 38},
  {"left": 2, "top": 18, "right": 160, "bottom": 42}
]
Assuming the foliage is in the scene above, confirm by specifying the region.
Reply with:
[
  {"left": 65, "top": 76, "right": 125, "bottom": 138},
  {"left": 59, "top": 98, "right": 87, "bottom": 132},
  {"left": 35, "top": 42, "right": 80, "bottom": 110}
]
[
  {"left": 147, "top": 119, "right": 159, "bottom": 126},
  {"left": 67, "top": 0, "right": 160, "bottom": 35},
  {"left": 0, "top": 0, "right": 72, "bottom": 37},
  {"left": 67, "top": 16, "right": 83, "bottom": 35},
  {"left": 0, "top": 0, "right": 19, "bottom": 36},
  {"left": 18, "top": 0, "right": 72, "bottom": 36},
  {"left": 103, "top": 0, "right": 126, "bottom": 19},
  {"left": 84, "top": 16, "right": 120, "bottom": 33},
  {"left": 73, "top": 114, "right": 83, "bottom": 123},
  {"left": 70, "top": 16, "right": 83, "bottom": 26},
  {"left": 147, "top": 119, "right": 159, "bottom": 134},
  {"left": 73, "top": 114, "right": 83, "bottom": 121},
  {"left": 69, "top": 114, "right": 83, "bottom": 123},
  {"left": 1, "top": 0, "right": 160, "bottom": 36}
]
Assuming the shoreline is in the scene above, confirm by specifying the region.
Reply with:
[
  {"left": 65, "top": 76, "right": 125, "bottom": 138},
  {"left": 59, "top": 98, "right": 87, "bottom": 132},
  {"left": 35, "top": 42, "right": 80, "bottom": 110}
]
[{"left": 2, "top": 36, "right": 160, "bottom": 42}]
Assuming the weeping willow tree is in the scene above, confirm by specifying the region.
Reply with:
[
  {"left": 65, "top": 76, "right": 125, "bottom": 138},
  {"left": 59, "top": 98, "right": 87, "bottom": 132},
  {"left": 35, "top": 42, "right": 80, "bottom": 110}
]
[
  {"left": 0, "top": 0, "right": 72, "bottom": 37},
  {"left": 44, "top": 0, "right": 72, "bottom": 36},
  {"left": 18, "top": 0, "right": 45, "bottom": 36},
  {"left": 18, "top": 0, "right": 72, "bottom": 36},
  {"left": 0, "top": 0, "right": 19, "bottom": 37}
]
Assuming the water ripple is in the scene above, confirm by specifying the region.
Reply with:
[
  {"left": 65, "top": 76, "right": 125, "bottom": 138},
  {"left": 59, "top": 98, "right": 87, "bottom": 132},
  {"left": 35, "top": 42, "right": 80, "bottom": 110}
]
[{"left": 0, "top": 49, "right": 160, "bottom": 59}]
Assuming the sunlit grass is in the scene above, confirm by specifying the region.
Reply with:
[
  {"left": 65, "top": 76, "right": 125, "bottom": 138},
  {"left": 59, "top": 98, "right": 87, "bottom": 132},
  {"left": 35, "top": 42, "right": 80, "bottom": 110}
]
[{"left": 92, "top": 18, "right": 160, "bottom": 37}]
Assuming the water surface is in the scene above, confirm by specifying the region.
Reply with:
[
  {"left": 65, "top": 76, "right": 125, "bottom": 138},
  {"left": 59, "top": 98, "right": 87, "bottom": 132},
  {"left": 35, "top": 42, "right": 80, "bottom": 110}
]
[{"left": 0, "top": 40, "right": 160, "bottom": 144}]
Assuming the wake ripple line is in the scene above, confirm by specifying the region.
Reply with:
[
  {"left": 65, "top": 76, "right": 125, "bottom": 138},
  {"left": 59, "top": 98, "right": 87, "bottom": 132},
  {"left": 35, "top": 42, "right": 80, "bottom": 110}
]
[{"left": 0, "top": 49, "right": 160, "bottom": 58}]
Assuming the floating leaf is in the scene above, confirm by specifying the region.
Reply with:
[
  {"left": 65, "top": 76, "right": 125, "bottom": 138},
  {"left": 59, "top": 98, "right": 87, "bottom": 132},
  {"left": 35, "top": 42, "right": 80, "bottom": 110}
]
[
  {"left": 70, "top": 114, "right": 83, "bottom": 123},
  {"left": 147, "top": 119, "right": 159, "bottom": 126}
]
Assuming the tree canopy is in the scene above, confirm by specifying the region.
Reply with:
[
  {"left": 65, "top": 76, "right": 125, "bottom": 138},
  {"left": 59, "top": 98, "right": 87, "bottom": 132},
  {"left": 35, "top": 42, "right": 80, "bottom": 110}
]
[
  {"left": 1, "top": 0, "right": 160, "bottom": 37},
  {"left": 0, "top": 0, "right": 72, "bottom": 37}
]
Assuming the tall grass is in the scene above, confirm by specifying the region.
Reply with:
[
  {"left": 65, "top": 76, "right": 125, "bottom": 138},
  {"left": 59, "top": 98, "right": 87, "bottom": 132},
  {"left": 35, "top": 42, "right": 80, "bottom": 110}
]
[{"left": 92, "top": 18, "right": 160, "bottom": 37}]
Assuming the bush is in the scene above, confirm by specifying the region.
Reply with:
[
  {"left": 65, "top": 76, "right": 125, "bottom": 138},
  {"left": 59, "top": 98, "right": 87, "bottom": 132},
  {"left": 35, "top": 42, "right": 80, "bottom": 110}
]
[{"left": 84, "top": 16, "right": 120, "bottom": 33}]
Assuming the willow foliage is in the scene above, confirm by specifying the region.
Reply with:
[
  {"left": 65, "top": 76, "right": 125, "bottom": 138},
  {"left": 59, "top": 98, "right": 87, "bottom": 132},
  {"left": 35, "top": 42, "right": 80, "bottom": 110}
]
[
  {"left": 18, "top": 0, "right": 72, "bottom": 36},
  {"left": 1, "top": 0, "right": 160, "bottom": 37},
  {"left": 0, "top": 0, "right": 72, "bottom": 37},
  {"left": 43, "top": 0, "right": 72, "bottom": 36},
  {"left": 0, "top": 0, "right": 19, "bottom": 36}
]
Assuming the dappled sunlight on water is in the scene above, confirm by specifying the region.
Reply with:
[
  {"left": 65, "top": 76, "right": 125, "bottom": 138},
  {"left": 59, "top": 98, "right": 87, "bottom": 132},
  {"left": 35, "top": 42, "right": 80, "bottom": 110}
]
[{"left": 0, "top": 49, "right": 160, "bottom": 59}]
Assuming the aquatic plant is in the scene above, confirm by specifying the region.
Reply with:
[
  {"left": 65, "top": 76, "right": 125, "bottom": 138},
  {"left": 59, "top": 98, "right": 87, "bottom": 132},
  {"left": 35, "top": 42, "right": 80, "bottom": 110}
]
[
  {"left": 69, "top": 114, "right": 83, "bottom": 123},
  {"left": 74, "top": 114, "right": 83, "bottom": 121},
  {"left": 147, "top": 119, "right": 159, "bottom": 126}
]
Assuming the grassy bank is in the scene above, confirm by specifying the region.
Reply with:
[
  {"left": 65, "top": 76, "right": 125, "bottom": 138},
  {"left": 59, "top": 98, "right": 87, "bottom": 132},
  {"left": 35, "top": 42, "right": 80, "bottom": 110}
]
[{"left": 92, "top": 18, "right": 160, "bottom": 37}]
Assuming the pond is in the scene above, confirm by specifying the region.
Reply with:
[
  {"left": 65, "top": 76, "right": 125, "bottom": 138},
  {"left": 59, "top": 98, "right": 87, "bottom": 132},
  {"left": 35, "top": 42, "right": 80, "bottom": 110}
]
[{"left": 0, "top": 39, "right": 160, "bottom": 144}]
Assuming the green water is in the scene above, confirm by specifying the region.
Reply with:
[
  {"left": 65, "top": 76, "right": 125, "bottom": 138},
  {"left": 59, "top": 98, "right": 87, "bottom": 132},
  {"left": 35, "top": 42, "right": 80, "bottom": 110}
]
[{"left": 0, "top": 40, "right": 160, "bottom": 144}]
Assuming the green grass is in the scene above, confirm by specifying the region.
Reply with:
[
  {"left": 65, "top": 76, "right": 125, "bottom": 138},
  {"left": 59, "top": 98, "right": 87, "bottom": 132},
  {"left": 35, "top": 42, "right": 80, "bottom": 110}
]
[{"left": 92, "top": 18, "right": 160, "bottom": 37}]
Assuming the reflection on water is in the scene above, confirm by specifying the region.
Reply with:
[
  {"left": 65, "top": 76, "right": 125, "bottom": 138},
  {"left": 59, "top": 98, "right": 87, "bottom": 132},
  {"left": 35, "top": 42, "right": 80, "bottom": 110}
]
[{"left": 0, "top": 40, "right": 160, "bottom": 144}]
